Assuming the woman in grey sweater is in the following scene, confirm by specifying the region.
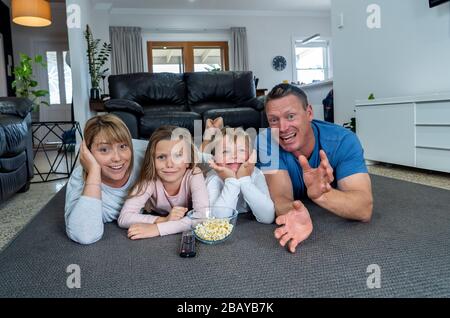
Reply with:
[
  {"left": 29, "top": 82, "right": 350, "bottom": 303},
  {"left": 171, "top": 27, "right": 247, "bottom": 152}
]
[{"left": 64, "top": 114, "right": 147, "bottom": 244}]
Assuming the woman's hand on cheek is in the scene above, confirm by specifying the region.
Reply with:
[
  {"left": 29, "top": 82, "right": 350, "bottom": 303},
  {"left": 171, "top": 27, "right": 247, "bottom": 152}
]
[
  {"left": 80, "top": 140, "right": 101, "bottom": 176},
  {"left": 127, "top": 223, "right": 160, "bottom": 240}
]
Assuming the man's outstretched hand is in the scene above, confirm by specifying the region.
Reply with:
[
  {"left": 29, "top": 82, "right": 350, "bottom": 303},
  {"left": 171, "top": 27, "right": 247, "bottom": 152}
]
[
  {"left": 274, "top": 201, "right": 313, "bottom": 253},
  {"left": 299, "top": 150, "right": 334, "bottom": 200}
]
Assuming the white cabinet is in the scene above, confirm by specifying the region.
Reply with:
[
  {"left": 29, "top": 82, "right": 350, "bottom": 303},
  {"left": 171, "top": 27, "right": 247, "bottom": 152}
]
[{"left": 355, "top": 93, "right": 450, "bottom": 173}]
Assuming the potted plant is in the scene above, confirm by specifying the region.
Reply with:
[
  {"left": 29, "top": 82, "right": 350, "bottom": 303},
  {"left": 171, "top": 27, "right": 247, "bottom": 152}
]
[
  {"left": 12, "top": 53, "right": 49, "bottom": 122},
  {"left": 84, "top": 24, "right": 111, "bottom": 100}
]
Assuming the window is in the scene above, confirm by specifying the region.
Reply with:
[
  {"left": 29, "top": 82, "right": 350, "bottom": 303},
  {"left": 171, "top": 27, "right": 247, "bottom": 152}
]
[
  {"left": 193, "top": 48, "right": 223, "bottom": 72},
  {"left": 294, "top": 40, "right": 330, "bottom": 85},
  {"left": 147, "top": 41, "right": 229, "bottom": 73},
  {"left": 45, "top": 50, "right": 72, "bottom": 105},
  {"left": 46, "top": 51, "right": 60, "bottom": 104},
  {"left": 152, "top": 48, "right": 184, "bottom": 73}
]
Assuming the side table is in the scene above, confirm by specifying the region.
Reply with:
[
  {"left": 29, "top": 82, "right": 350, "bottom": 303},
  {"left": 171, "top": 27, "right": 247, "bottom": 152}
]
[
  {"left": 89, "top": 99, "right": 106, "bottom": 112},
  {"left": 256, "top": 88, "right": 268, "bottom": 96},
  {"left": 31, "top": 121, "right": 83, "bottom": 183}
]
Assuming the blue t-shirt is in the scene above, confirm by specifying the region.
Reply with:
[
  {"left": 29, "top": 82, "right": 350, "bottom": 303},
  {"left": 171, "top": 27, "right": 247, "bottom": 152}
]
[{"left": 256, "top": 120, "right": 368, "bottom": 199}]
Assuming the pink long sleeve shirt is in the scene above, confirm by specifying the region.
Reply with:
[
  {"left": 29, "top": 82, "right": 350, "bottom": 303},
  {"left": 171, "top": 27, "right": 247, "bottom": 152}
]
[{"left": 118, "top": 169, "right": 209, "bottom": 236}]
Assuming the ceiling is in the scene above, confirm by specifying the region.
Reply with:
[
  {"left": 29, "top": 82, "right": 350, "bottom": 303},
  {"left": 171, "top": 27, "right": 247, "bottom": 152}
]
[{"left": 91, "top": 0, "right": 331, "bottom": 12}]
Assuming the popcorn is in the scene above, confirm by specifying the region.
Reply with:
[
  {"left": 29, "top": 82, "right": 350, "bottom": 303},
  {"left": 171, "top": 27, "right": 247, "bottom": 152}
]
[{"left": 194, "top": 218, "right": 234, "bottom": 242}]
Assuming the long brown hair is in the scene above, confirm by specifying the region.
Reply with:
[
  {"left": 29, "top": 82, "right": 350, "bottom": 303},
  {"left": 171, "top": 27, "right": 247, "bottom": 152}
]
[
  {"left": 83, "top": 114, "right": 134, "bottom": 179},
  {"left": 129, "top": 126, "right": 199, "bottom": 197}
]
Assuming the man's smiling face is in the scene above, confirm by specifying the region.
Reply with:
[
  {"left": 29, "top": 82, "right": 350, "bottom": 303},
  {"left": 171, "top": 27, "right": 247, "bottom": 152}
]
[{"left": 265, "top": 94, "right": 314, "bottom": 155}]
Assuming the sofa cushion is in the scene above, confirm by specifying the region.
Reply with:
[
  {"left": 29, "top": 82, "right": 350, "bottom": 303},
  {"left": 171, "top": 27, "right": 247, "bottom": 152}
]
[
  {"left": 0, "top": 151, "right": 26, "bottom": 172},
  {"left": 142, "top": 105, "right": 187, "bottom": 115},
  {"left": 186, "top": 71, "right": 256, "bottom": 113},
  {"left": 108, "top": 72, "right": 187, "bottom": 110},
  {"left": 189, "top": 102, "right": 236, "bottom": 115},
  {"left": 140, "top": 111, "right": 202, "bottom": 139},
  {"left": 0, "top": 161, "right": 28, "bottom": 200},
  {"left": 202, "top": 107, "right": 261, "bottom": 131},
  {"left": 104, "top": 99, "right": 144, "bottom": 116},
  {"left": 0, "top": 113, "right": 30, "bottom": 157}
]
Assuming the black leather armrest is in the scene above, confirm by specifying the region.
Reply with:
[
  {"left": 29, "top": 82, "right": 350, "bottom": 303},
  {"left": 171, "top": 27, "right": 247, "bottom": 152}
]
[
  {"left": 254, "top": 96, "right": 266, "bottom": 111},
  {"left": 104, "top": 99, "right": 144, "bottom": 116},
  {"left": 237, "top": 97, "right": 265, "bottom": 111},
  {"left": 0, "top": 97, "right": 33, "bottom": 118}
]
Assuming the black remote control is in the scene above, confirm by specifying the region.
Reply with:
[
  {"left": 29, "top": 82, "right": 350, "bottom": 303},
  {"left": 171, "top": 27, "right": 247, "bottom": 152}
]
[{"left": 179, "top": 230, "right": 196, "bottom": 257}]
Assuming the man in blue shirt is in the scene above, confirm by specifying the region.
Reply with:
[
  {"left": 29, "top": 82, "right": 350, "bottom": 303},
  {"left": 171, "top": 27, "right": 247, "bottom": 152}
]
[{"left": 257, "top": 84, "right": 373, "bottom": 253}]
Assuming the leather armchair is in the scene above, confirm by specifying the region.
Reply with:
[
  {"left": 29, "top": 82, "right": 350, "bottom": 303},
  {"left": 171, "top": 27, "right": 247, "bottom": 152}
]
[
  {"left": 105, "top": 71, "right": 265, "bottom": 139},
  {"left": 0, "top": 97, "right": 34, "bottom": 202}
]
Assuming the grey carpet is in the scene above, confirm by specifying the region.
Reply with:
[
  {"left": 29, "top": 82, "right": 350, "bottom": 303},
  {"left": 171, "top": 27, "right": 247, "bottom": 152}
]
[{"left": 0, "top": 175, "right": 449, "bottom": 298}]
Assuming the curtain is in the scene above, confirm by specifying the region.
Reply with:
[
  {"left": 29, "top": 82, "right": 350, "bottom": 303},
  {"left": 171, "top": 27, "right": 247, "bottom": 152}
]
[
  {"left": 109, "top": 26, "right": 144, "bottom": 75},
  {"left": 230, "top": 27, "right": 249, "bottom": 71}
]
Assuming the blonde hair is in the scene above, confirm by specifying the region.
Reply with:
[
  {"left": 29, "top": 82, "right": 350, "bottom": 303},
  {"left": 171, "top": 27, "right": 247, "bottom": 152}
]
[
  {"left": 83, "top": 114, "right": 134, "bottom": 178},
  {"left": 208, "top": 126, "right": 253, "bottom": 156},
  {"left": 129, "top": 126, "right": 199, "bottom": 198}
]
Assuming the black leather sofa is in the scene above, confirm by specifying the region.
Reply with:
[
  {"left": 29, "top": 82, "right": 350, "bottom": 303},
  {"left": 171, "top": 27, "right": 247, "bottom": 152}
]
[
  {"left": 0, "top": 97, "right": 34, "bottom": 202},
  {"left": 104, "top": 71, "right": 266, "bottom": 139}
]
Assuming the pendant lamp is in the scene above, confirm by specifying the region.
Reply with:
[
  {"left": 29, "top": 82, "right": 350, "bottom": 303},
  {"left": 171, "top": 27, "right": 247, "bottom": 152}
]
[{"left": 12, "top": 0, "right": 52, "bottom": 27}]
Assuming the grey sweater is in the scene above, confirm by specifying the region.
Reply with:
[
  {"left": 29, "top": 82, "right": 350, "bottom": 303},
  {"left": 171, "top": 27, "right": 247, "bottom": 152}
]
[{"left": 64, "top": 139, "right": 148, "bottom": 244}]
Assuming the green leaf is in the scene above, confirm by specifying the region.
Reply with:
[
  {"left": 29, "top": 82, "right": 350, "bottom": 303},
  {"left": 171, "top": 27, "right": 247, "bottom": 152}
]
[
  {"left": 12, "top": 53, "right": 47, "bottom": 98},
  {"left": 32, "top": 89, "right": 49, "bottom": 97},
  {"left": 84, "top": 24, "right": 112, "bottom": 85},
  {"left": 19, "top": 53, "right": 31, "bottom": 62}
]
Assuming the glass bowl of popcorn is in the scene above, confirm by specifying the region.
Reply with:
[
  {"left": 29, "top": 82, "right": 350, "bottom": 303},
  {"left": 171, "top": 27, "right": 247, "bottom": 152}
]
[{"left": 187, "top": 206, "right": 238, "bottom": 244}]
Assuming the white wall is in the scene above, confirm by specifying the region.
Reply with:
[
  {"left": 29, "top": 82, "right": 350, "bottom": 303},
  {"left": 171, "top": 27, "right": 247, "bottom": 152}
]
[
  {"left": 89, "top": 5, "right": 111, "bottom": 95},
  {"left": 331, "top": 0, "right": 450, "bottom": 125},
  {"left": 109, "top": 10, "right": 331, "bottom": 90},
  {"left": 67, "top": 0, "right": 97, "bottom": 130}
]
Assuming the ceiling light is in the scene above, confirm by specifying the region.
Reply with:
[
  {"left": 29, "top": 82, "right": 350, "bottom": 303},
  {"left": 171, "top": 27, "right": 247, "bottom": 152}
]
[{"left": 12, "top": 0, "right": 52, "bottom": 27}]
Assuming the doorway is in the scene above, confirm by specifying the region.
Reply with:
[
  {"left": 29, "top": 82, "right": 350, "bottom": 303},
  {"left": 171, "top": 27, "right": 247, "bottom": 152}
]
[{"left": 34, "top": 40, "right": 72, "bottom": 123}]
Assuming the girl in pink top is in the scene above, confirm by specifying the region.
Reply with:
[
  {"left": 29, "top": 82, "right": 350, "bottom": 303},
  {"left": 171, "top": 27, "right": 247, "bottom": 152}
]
[{"left": 118, "top": 126, "right": 209, "bottom": 240}]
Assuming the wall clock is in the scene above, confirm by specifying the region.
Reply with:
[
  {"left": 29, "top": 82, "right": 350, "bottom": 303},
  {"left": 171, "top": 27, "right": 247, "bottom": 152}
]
[{"left": 272, "top": 55, "right": 287, "bottom": 71}]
